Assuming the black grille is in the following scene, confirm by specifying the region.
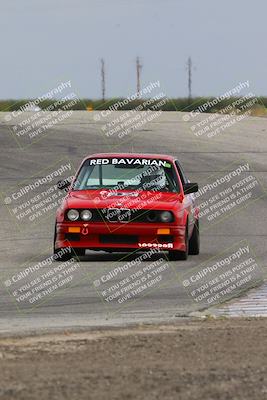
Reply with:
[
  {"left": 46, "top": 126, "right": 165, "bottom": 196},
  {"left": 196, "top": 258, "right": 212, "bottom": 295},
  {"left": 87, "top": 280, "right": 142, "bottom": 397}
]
[
  {"left": 100, "top": 235, "right": 138, "bottom": 244},
  {"left": 65, "top": 209, "right": 174, "bottom": 223},
  {"left": 105, "top": 208, "right": 131, "bottom": 223},
  {"left": 65, "top": 233, "right": 80, "bottom": 241},
  {"left": 158, "top": 235, "right": 174, "bottom": 243}
]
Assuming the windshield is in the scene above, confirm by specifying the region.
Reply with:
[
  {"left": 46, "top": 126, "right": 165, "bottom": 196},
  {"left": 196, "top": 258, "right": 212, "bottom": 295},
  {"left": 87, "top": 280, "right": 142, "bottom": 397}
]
[{"left": 73, "top": 158, "right": 179, "bottom": 193}]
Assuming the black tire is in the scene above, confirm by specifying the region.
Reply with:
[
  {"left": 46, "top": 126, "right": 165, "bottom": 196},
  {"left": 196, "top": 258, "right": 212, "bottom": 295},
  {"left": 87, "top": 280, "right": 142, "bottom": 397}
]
[
  {"left": 169, "top": 223, "right": 189, "bottom": 261},
  {"left": 189, "top": 219, "right": 200, "bottom": 255},
  {"left": 53, "top": 247, "right": 73, "bottom": 261},
  {"left": 73, "top": 248, "right": 86, "bottom": 257},
  {"left": 53, "top": 224, "right": 73, "bottom": 261}
]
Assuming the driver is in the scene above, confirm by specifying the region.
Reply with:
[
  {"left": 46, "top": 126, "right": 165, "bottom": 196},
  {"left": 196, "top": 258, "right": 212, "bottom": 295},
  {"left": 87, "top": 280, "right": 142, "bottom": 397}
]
[{"left": 140, "top": 167, "right": 167, "bottom": 191}]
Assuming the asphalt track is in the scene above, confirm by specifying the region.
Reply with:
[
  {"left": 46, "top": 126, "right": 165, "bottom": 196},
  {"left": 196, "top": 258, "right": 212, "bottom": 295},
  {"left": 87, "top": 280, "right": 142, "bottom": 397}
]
[{"left": 0, "top": 111, "right": 267, "bottom": 334}]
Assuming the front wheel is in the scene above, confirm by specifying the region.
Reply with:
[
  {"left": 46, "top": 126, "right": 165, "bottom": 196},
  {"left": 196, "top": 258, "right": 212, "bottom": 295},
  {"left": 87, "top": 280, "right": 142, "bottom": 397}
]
[
  {"left": 189, "top": 219, "right": 200, "bottom": 255},
  {"left": 53, "top": 247, "right": 73, "bottom": 261},
  {"left": 169, "top": 224, "right": 189, "bottom": 261},
  {"left": 53, "top": 224, "right": 73, "bottom": 261},
  {"left": 73, "top": 248, "right": 86, "bottom": 257},
  {"left": 168, "top": 249, "right": 188, "bottom": 261}
]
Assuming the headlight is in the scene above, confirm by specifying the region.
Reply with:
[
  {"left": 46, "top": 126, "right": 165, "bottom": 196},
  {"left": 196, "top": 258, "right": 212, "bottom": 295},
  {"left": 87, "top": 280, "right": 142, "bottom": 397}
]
[
  {"left": 67, "top": 209, "right": 79, "bottom": 221},
  {"left": 160, "top": 211, "right": 172, "bottom": 222},
  {"left": 81, "top": 209, "right": 92, "bottom": 221},
  {"left": 146, "top": 211, "right": 158, "bottom": 222}
]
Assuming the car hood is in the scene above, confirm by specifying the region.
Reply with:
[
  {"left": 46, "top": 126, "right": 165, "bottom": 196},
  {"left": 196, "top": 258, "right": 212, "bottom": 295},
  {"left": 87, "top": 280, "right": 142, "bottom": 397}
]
[{"left": 64, "top": 189, "right": 183, "bottom": 210}]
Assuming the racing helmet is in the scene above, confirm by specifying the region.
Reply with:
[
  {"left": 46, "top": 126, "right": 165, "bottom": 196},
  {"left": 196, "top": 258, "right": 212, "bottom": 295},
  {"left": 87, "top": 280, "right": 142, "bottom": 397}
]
[{"left": 140, "top": 167, "right": 167, "bottom": 190}]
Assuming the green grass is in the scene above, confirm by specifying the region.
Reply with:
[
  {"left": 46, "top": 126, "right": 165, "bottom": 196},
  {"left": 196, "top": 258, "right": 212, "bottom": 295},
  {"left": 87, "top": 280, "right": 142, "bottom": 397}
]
[{"left": 1, "top": 97, "right": 267, "bottom": 114}]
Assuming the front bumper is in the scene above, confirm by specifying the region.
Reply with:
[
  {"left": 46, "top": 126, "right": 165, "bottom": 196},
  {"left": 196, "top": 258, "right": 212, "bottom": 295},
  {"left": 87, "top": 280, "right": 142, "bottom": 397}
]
[{"left": 55, "top": 221, "right": 186, "bottom": 251}]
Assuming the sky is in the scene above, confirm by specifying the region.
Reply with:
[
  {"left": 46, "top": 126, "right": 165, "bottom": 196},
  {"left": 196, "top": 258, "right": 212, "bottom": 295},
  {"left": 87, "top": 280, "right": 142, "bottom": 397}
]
[{"left": 0, "top": 0, "right": 266, "bottom": 99}]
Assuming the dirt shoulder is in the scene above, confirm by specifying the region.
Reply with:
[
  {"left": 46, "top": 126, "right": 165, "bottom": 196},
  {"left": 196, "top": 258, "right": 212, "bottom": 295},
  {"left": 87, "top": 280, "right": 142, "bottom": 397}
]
[{"left": 0, "top": 318, "right": 267, "bottom": 400}]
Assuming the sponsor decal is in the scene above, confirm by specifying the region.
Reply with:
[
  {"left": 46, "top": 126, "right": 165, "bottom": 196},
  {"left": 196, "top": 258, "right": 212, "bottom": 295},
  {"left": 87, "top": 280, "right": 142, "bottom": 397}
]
[
  {"left": 88, "top": 158, "right": 169, "bottom": 167},
  {"left": 138, "top": 242, "right": 173, "bottom": 249}
]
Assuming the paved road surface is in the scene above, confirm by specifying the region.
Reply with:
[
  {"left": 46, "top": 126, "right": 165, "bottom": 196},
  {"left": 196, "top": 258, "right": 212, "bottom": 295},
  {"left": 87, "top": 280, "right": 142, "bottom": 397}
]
[{"left": 0, "top": 111, "right": 266, "bottom": 334}]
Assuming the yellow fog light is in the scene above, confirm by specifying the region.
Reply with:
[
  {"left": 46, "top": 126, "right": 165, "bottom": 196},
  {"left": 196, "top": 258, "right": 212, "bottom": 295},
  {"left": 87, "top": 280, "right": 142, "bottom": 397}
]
[
  {"left": 68, "top": 227, "right": 81, "bottom": 233},
  {"left": 157, "top": 228, "right": 170, "bottom": 235}
]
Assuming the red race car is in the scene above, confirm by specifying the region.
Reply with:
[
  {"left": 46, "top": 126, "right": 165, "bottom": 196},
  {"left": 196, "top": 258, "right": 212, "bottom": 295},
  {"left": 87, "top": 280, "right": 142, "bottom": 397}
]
[{"left": 54, "top": 153, "right": 199, "bottom": 261}]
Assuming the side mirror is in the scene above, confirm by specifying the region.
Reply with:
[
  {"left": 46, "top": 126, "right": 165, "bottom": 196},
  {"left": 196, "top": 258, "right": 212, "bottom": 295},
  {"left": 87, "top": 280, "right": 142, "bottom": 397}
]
[
  {"left": 57, "top": 179, "right": 71, "bottom": 191},
  {"left": 183, "top": 182, "right": 198, "bottom": 194}
]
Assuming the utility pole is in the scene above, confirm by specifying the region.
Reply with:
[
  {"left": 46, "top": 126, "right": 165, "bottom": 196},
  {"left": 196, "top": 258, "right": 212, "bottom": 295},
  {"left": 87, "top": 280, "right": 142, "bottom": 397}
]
[
  {"left": 136, "top": 56, "right": 142, "bottom": 96},
  {"left": 101, "top": 58, "right": 105, "bottom": 102},
  {"left": 186, "top": 57, "right": 192, "bottom": 100}
]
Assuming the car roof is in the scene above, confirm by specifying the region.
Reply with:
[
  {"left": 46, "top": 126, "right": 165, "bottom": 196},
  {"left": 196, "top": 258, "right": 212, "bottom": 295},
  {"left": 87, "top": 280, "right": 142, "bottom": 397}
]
[{"left": 87, "top": 153, "right": 176, "bottom": 161}]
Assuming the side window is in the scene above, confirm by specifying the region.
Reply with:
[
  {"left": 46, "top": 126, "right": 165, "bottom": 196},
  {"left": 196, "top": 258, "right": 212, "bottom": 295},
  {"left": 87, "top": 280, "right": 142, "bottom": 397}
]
[{"left": 175, "top": 160, "right": 188, "bottom": 186}]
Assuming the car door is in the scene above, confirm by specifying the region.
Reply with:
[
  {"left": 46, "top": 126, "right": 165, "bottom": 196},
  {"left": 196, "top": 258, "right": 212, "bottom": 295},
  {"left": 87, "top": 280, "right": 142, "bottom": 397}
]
[{"left": 175, "top": 160, "right": 197, "bottom": 235}]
